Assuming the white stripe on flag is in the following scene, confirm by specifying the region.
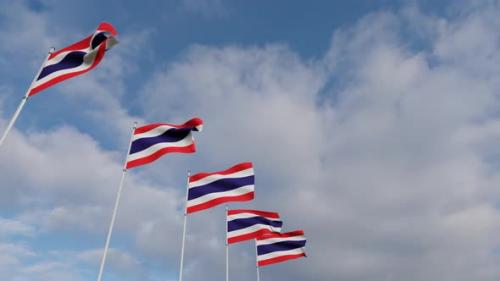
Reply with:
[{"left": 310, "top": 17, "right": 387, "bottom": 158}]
[
  {"left": 257, "top": 248, "right": 306, "bottom": 262},
  {"left": 187, "top": 185, "right": 254, "bottom": 208},
  {"left": 228, "top": 224, "right": 280, "bottom": 239},
  {"left": 32, "top": 51, "right": 100, "bottom": 87},
  {"left": 127, "top": 135, "right": 194, "bottom": 162},
  {"left": 133, "top": 124, "right": 178, "bottom": 139},
  {"left": 189, "top": 168, "right": 254, "bottom": 188},
  {"left": 256, "top": 235, "right": 306, "bottom": 246},
  {"left": 227, "top": 213, "right": 281, "bottom": 221},
  {"left": 43, "top": 50, "right": 84, "bottom": 66}
]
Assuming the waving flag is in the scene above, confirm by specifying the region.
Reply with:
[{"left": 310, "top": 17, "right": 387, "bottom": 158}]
[
  {"left": 256, "top": 230, "right": 307, "bottom": 267},
  {"left": 28, "top": 22, "right": 118, "bottom": 96},
  {"left": 227, "top": 209, "right": 282, "bottom": 244},
  {"left": 187, "top": 162, "right": 254, "bottom": 214},
  {"left": 126, "top": 118, "right": 203, "bottom": 169}
]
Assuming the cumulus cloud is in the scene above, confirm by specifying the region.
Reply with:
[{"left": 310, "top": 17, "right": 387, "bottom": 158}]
[
  {"left": 3, "top": 1, "right": 500, "bottom": 281},
  {"left": 0, "top": 242, "right": 84, "bottom": 281},
  {"left": 0, "top": 121, "right": 184, "bottom": 280},
  {"left": 138, "top": 3, "right": 500, "bottom": 281},
  {"left": 0, "top": 217, "right": 35, "bottom": 237},
  {"left": 0, "top": 2, "right": 179, "bottom": 280},
  {"left": 0, "top": 0, "right": 56, "bottom": 56},
  {"left": 78, "top": 248, "right": 147, "bottom": 278}
]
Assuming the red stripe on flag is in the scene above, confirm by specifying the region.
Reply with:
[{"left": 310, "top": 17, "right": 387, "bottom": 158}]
[
  {"left": 134, "top": 118, "right": 203, "bottom": 134},
  {"left": 227, "top": 209, "right": 279, "bottom": 218},
  {"left": 228, "top": 229, "right": 277, "bottom": 244},
  {"left": 126, "top": 144, "right": 196, "bottom": 169},
  {"left": 186, "top": 192, "right": 254, "bottom": 214},
  {"left": 49, "top": 22, "right": 117, "bottom": 59},
  {"left": 28, "top": 45, "right": 106, "bottom": 96},
  {"left": 97, "top": 22, "right": 118, "bottom": 36},
  {"left": 189, "top": 162, "right": 253, "bottom": 183},
  {"left": 258, "top": 253, "right": 306, "bottom": 267},
  {"left": 49, "top": 36, "right": 92, "bottom": 59},
  {"left": 256, "top": 230, "right": 304, "bottom": 240}
]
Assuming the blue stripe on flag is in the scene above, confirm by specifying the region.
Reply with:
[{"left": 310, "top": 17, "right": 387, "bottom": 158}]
[
  {"left": 91, "top": 32, "right": 108, "bottom": 49},
  {"left": 188, "top": 175, "right": 254, "bottom": 200},
  {"left": 257, "top": 240, "right": 306, "bottom": 256},
  {"left": 129, "top": 127, "right": 192, "bottom": 154},
  {"left": 37, "top": 51, "right": 86, "bottom": 80},
  {"left": 228, "top": 217, "right": 282, "bottom": 232}
]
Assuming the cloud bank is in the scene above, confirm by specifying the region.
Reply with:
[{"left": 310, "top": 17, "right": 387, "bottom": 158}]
[{"left": 2, "top": 1, "right": 500, "bottom": 281}]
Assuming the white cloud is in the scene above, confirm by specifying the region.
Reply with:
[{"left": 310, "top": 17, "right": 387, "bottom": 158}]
[
  {"left": 137, "top": 3, "right": 500, "bottom": 281},
  {"left": 0, "top": 217, "right": 35, "bottom": 237},
  {"left": 0, "top": 123, "right": 181, "bottom": 280},
  {"left": 78, "top": 248, "right": 142, "bottom": 272},
  {"left": 0, "top": 242, "right": 86, "bottom": 281},
  {"left": 3, "top": 1, "right": 500, "bottom": 281},
  {"left": 0, "top": 242, "right": 35, "bottom": 267},
  {"left": 0, "top": 0, "right": 57, "bottom": 57}
]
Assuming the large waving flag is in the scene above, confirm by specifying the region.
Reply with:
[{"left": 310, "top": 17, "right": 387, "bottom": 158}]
[
  {"left": 187, "top": 162, "right": 255, "bottom": 214},
  {"left": 28, "top": 22, "right": 118, "bottom": 96},
  {"left": 126, "top": 118, "right": 203, "bottom": 169},
  {"left": 227, "top": 209, "right": 282, "bottom": 244},
  {"left": 256, "top": 230, "right": 307, "bottom": 267}
]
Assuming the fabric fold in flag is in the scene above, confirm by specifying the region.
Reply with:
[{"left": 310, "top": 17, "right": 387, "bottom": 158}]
[
  {"left": 227, "top": 209, "right": 282, "bottom": 244},
  {"left": 126, "top": 117, "right": 203, "bottom": 169},
  {"left": 187, "top": 162, "right": 255, "bottom": 214},
  {"left": 256, "top": 230, "right": 307, "bottom": 267},
  {"left": 28, "top": 22, "right": 118, "bottom": 96}
]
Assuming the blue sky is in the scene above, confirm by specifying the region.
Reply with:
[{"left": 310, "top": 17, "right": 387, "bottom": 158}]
[
  {"left": 2, "top": 1, "right": 500, "bottom": 281},
  {"left": 4, "top": 0, "right": 453, "bottom": 144}
]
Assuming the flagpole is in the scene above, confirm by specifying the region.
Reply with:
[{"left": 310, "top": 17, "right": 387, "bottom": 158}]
[
  {"left": 225, "top": 206, "right": 229, "bottom": 281},
  {"left": 0, "top": 47, "right": 55, "bottom": 148},
  {"left": 254, "top": 239, "right": 261, "bottom": 281},
  {"left": 96, "top": 121, "right": 137, "bottom": 281},
  {"left": 178, "top": 171, "right": 190, "bottom": 281}
]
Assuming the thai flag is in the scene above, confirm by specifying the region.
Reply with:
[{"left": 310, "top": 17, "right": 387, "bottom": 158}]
[
  {"left": 227, "top": 209, "right": 282, "bottom": 244},
  {"left": 256, "top": 230, "right": 307, "bottom": 267},
  {"left": 126, "top": 118, "right": 203, "bottom": 169},
  {"left": 28, "top": 22, "right": 118, "bottom": 96},
  {"left": 187, "top": 162, "right": 255, "bottom": 214}
]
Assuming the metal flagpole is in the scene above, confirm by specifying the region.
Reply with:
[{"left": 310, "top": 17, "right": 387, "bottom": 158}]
[
  {"left": 0, "top": 47, "right": 55, "bottom": 148},
  {"left": 178, "top": 171, "right": 190, "bottom": 281},
  {"left": 225, "top": 206, "right": 229, "bottom": 281},
  {"left": 96, "top": 122, "right": 137, "bottom": 281},
  {"left": 254, "top": 239, "right": 261, "bottom": 281}
]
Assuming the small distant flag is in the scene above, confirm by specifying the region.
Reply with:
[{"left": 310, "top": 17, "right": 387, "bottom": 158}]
[
  {"left": 28, "top": 22, "right": 118, "bottom": 96},
  {"left": 227, "top": 209, "right": 282, "bottom": 244},
  {"left": 256, "top": 230, "right": 307, "bottom": 267},
  {"left": 126, "top": 118, "right": 203, "bottom": 169},
  {"left": 187, "top": 162, "right": 255, "bottom": 214}
]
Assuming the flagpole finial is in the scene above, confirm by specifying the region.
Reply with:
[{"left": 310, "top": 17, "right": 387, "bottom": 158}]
[{"left": 49, "top": 47, "right": 55, "bottom": 54}]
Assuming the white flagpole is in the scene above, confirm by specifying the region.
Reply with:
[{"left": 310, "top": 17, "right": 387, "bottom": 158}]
[
  {"left": 178, "top": 171, "right": 190, "bottom": 281},
  {"left": 0, "top": 47, "right": 55, "bottom": 148},
  {"left": 96, "top": 121, "right": 137, "bottom": 281},
  {"left": 254, "top": 239, "right": 261, "bottom": 281},
  {"left": 225, "top": 206, "right": 229, "bottom": 281}
]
